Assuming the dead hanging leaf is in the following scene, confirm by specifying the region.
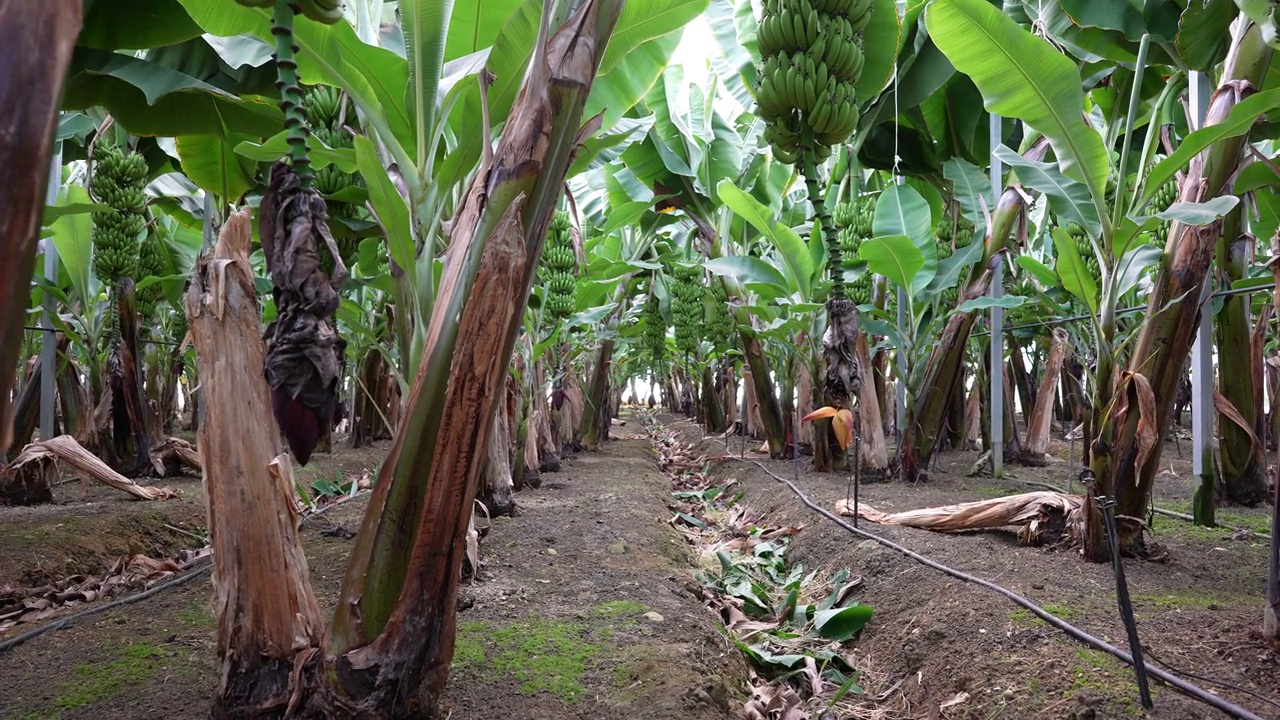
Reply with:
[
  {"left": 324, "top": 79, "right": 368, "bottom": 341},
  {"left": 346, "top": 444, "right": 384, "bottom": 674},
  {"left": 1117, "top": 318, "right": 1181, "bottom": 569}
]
[
  {"left": 1126, "top": 372, "right": 1158, "bottom": 482},
  {"left": 1213, "top": 391, "right": 1259, "bottom": 459},
  {"left": 260, "top": 161, "right": 347, "bottom": 467}
]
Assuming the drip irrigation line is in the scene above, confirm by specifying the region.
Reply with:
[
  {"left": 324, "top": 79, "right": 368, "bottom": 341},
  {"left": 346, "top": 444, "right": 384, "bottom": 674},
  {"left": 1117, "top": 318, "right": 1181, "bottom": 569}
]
[
  {"left": 0, "top": 558, "right": 212, "bottom": 655},
  {"left": 731, "top": 456, "right": 1270, "bottom": 720},
  {"left": 20, "top": 324, "right": 183, "bottom": 347},
  {"left": 970, "top": 283, "right": 1269, "bottom": 338}
]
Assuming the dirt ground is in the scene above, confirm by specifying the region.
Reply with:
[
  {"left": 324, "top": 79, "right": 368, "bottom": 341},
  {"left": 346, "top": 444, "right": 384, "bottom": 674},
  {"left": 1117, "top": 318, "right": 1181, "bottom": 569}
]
[
  {"left": 665, "top": 415, "right": 1280, "bottom": 720},
  {"left": 0, "top": 428, "right": 744, "bottom": 720},
  {"left": 0, "top": 411, "right": 1276, "bottom": 720}
]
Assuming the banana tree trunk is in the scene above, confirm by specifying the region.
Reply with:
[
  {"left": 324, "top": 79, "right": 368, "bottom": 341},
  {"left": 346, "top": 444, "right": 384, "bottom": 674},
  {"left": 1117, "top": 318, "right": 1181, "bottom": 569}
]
[
  {"left": 1214, "top": 209, "right": 1268, "bottom": 506},
  {"left": 479, "top": 376, "right": 515, "bottom": 517},
  {"left": 1025, "top": 328, "right": 1070, "bottom": 456},
  {"left": 0, "top": 0, "right": 81, "bottom": 454},
  {"left": 1088, "top": 22, "right": 1272, "bottom": 560},
  {"left": 1267, "top": 253, "right": 1280, "bottom": 651},
  {"left": 56, "top": 341, "right": 90, "bottom": 441},
  {"left": 1009, "top": 339, "right": 1034, "bottom": 432},
  {"left": 324, "top": 8, "right": 624, "bottom": 716},
  {"left": 739, "top": 323, "right": 786, "bottom": 457},
  {"left": 580, "top": 338, "right": 614, "bottom": 451},
  {"left": 700, "top": 363, "right": 726, "bottom": 433},
  {"left": 946, "top": 364, "right": 967, "bottom": 449},
  {"left": 186, "top": 210, "right": 326, "bottom": 716},
  {"left": 111, "top": 279, "right": 152, "bottom": 477},
  {"left": 7, "top": 357, "right": 40, "bottom": 455},
  {"left": 900, "top": 182, "right": 1032, "bottom": 481}
]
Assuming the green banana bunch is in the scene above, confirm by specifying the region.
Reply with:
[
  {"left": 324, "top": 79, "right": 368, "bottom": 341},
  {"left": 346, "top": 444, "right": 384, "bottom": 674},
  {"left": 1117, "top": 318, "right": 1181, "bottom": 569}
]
[
  {"left": 303, "top": 84, "right": 363, "bottom": 225},
  {"left": 755, "top": 0, "right": 872, "bottom": 164},
  {"left": 669, "top": 263, "right": 704, "bottom": 358},
  {"left": 540, "top": 210, "right": 577, "bottom": 323},
  {"left": 135, "top": 228, "right": 167, "bottom": 320},
  {"left": 91, "top": 143, "right": 149, "bottom": 285},
  {"left": 834, "top": 198, "right": 874, "bottom": 304},
  {"left": 1149, "top": 172, "right": 1178, "bottom": 245},
  {"left": 642, "top": 292, "right": 668, "bottom": 377},
  {"left": 706, "top": 278, "right": 735, "bottom": 351},
  {"left": 1062, "top": 222, "right": 1101, "bottom": 288},
  {"left": 1005, "top": 277, "right": 1040, "bottom": 332},
  {"left": 234, "top": 0, "right": 344, "bottom": 24}
]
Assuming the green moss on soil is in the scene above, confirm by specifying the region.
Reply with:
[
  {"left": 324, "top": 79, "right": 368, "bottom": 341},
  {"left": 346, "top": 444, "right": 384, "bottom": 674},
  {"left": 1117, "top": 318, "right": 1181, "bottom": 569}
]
[
  {"left": 454, "top": 599, "right": 658, "bottom": 704},
  {"left": 35, "top": 641, "right": 169, "bottom": 715}
]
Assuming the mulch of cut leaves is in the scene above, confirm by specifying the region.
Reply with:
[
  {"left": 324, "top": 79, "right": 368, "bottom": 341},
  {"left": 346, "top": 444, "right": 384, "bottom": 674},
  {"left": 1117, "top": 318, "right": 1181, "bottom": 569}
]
[{"left": 662, "top": 414, "right": 1280, "bottom": 720}]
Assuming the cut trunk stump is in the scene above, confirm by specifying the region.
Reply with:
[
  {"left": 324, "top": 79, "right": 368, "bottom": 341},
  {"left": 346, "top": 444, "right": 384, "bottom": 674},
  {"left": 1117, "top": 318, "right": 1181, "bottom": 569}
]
[{"left": 185, "top": 209, "right": 324, "bottom": 717}]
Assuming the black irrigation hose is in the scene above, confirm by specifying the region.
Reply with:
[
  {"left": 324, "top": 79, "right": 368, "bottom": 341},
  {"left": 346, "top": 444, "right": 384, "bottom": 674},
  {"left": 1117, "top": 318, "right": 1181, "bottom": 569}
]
[
  {"left": 733, "top": 456, "right": 1270, "bottom": 720},
  {"left": 0, "top": 559, "right": 212, "bottom": 655}
]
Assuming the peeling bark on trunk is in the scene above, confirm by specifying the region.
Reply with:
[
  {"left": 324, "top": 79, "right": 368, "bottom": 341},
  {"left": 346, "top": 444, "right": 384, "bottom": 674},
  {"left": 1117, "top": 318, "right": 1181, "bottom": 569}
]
[
  {"left": 351, "top": 347, "right": 393, "bottom": 448},
  {"left": 0, "top": 0, "right": 81, "bottom": 453},
  {"left": 186, "top": 210, "right": 325, "bottom": 717},
  {"left": 855, "top": 332, "right": 888, "bottom": 473},
  {"left": 1025, "top": 328, "right": 1070, "bottom": 456},
  {"left": 322, "top": 6, "right": 624, "bottom": 714},
  {"left": 965, "top": 377, "right": 982, "bottom": 448},
  {"left": 742, "top": 362, "right": 763, "bottom": 439}
]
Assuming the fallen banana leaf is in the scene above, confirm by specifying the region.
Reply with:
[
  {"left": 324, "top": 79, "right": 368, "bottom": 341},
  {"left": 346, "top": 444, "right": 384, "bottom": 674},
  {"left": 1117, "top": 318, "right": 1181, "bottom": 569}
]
[{"left": 837, "top": 491, "right": 1084, "bottom": 546}]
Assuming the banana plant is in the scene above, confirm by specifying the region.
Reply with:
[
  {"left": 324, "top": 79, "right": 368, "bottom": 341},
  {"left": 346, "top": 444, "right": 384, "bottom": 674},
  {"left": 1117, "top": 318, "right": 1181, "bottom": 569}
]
[{"left": 927, "top": 0, "right": 1279, "bottom": 557}]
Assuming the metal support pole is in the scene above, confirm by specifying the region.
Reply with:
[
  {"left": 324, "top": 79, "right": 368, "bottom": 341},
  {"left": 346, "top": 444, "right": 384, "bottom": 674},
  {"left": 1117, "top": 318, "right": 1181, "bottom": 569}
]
[
  {"left": 989, "top": 115, "right": 1004, "bottom": 477},
  {"left": 39, "top": 145, "right": 63, "bottom": 441},
  {"left": 895, "top": 176, "right": 907, "bottom": 440},
  {"left": 1188, "top": 72, "right": 1213, "bottom": 498}
]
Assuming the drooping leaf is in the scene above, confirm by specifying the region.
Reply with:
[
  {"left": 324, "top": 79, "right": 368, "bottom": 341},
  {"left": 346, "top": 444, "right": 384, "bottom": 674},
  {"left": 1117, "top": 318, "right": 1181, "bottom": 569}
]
[
  {"left": 926, "top": 0, "right": 1110, "bottom": 205},
  {"left": 355, "top": 136, "right": 415, "bottom": 280},
  {"left": 1015, "top": 255, "right": 1061, "bottom": 288},
  {"left": 927, "top": 239, "right": 983, "bottom": 294},
  {"left": 856, "top": 0, "right": 902, "bottom": 100},
  {"left": 1138, "top": 88, "right": 1280, "bottom": 208},
  {"left": 178, "top": 0, "right": 414, "bottom": 158},
  {"left": 78, "top": 0, "right": 203, "bottom": 50},
  {"left": 942, "top": 156, "right": 993, "bottom": 227},
  {"left": 704, "top": 256, "right": 789, "bottom": 289},
  {"left": 176, "top": 134, "right": 255, "bottom": 202},
  {"left": 599, "top": 0, "right": 710, "bottom": 75},
  {"left": 873, "top": 184, "right": 935, "bottom": 293},
  {"left": 1115, "top": 244, "right": 1162, "bottom": 298},
  {"left": 48, "top": 186, "right": 96, "bottom": 302},
  {"left": 63, "top": 47, "right": 282, "bottom": 138},
  {"left": 859, "top": 235, "right": 925, "bottom": 293},
  {"left": 954, "top": 294, "right": 1030, "bottom": 313},
  {"left": 718, "top": 179, "right": 814, "bottom": 296},
  {"left": 994, "top": 145, "right": 1100, "bottom": 234},
  {"left": 1175, "top": 0, "right": 1235, "bottom": 71},
  {"left": 1051, "top": 226, "right": 1098, "bottom": 314},
  {"left": 235, "top": 131, "right": 358, "bottom": 173},
  {"left": 1152, "top": 196, "right": 1240, "bottom": 226}
]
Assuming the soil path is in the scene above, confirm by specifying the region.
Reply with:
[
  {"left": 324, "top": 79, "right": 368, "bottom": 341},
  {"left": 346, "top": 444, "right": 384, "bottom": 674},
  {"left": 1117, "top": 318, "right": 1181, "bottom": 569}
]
[{"left": 0, "top": 429, "right": 743, "bottom": 720}]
